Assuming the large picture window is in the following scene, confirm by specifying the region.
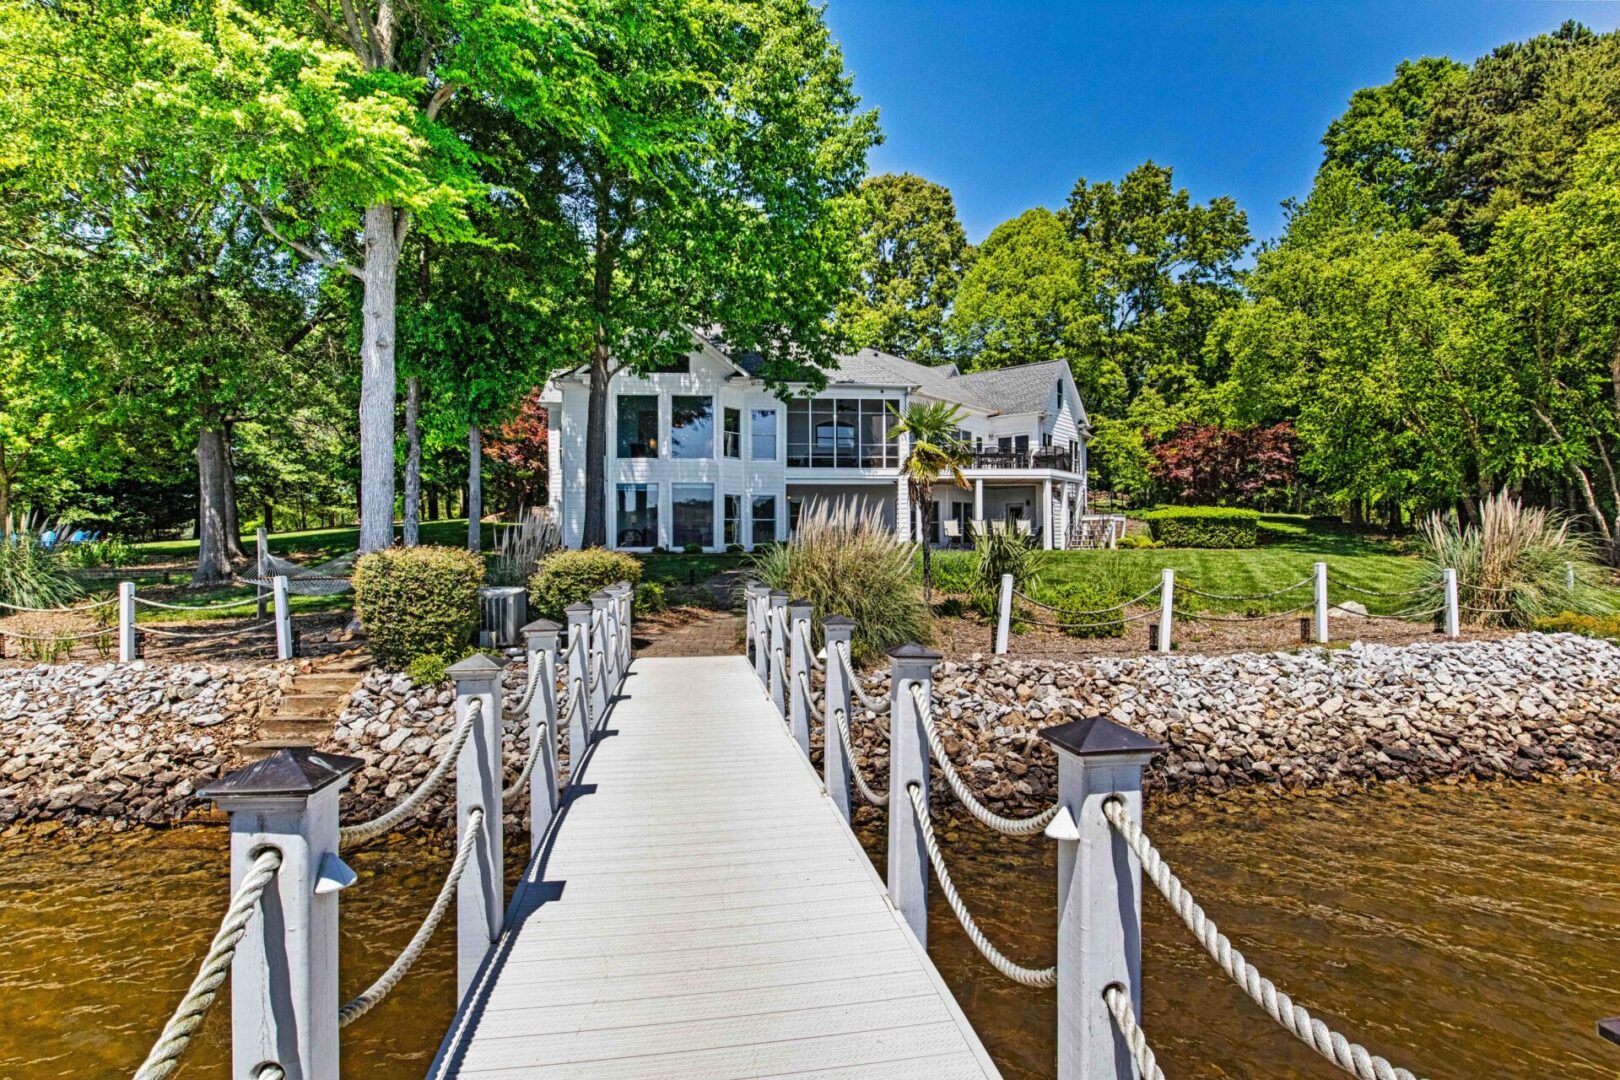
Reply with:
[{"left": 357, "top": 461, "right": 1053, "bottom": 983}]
[
  {"left": 616, "top": 396, "right": 658, "bottom": 458},
  {"left": 672, "top": 484, "right": 715, "bottom": 549},
  {"left": 750, "top": 408, "right": 777, "bottom": 460},
  {"left": 670, "top": 395, "right": 713, "bottom": 459},
  {"left": 751, "top": 495, "right": 777, "bottom": 545},
  {"left": 616, "top": 483, "right": 658, "bottom": 547},
  {"left": 785, "top": 398, "right": 899, "bottom": 468}
]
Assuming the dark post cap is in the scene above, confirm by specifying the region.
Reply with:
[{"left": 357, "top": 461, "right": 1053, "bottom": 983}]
[
  {"left": 200, "top": 747, "right": 363, "bottom": 801},
  {"left": 768, "top": 589, "right": 789, "bottom": 602},
  {"left": 823, "top": 615, "right": 857, "bottom": 629},
  {"left": 447, "top": 652, "right": 505, "bottom": 677},
  {"left": 522, "top": 618, "right": 561, "bottom": 635},
  {"left": 887, "top": 642, "right": 943, "bottom": 662},
  {"left": 589, "top": 590, "right": 613, "bottom": 603},
  {"left": 1600, "top": 1019, "right": 1620, "bottom": 1047},
  {"left": 564, "top": 602, "right": 593, "bottom": 616},
  {"left": 1039, "top": 716, "right": 1164, "bottom": 758},
  {"left": 788, "top": 597, "right": 812, "bottom": 611}
]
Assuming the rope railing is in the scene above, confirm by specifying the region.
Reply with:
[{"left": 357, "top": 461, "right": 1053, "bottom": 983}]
[
  {"left": 1012, "top": 582, "right": 1162, "bottom": 616},
  {"left": 1178, "top": 576, "right": 1312, "bottom": 602},
  {"left": 795, "top": 621, "right": 824, "bottom": 670},
  {"left": 1104, "top": 983, "right": 1167, "bottom": 1080},
  {"left": 0, "top": 595, "right": 118, "bottom": 614},
  {"left": 140, "top": 620, "right": 276, "bottom": 640},
  {"left": 1101, "top": 796, "right": 1425, "bottom": 1080},
  {"left": 833, "top": 640, "right": 890, "bottom": 714},
  {"left": 1173, "top": 605, "right": 1312, "bottom": 625},
  {"left": 1327, "top": 578, "right": 1430, "bottom": 599},
  {"left": 1023, "top": 608, "right": 1163, "bottom": 632},
  {"left": 1, "top": 624, "right": 116, "bottom": 642},
  {"left": 1328, "top": 603, "right": 1446, "bottom": 622},
  {"left": 339, "top": 807, "right": 484, "bottom": 1027},
  {"left": 134, "top": 846, "right": 283, "bottom": 1080},
  {"left": 503, "top": 682, "right": 579, "bottom": 802},
  {"left": 910, "top": 684, "right": 1058, "bottom": 837},
  {"left": 831, "top": 707, "right": 889, "bottom": 806},
  {"left": 796, "top": 669, "right": 824, "bottom": 716},
  {"left": 133, "top": 595, "right": 262, "bottom": 612},
  {"left": 907, "top": 783, "right": 1056, "bottom": 988},
  {"left": 339, "top": 701, "right": 478, "bottom": 846}
]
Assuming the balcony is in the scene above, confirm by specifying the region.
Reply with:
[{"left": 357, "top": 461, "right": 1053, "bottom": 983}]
[{"left": 971, "top": 446, "right": 1075, "bottom": 471}]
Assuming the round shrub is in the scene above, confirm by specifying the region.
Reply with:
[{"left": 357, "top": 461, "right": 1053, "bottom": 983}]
[
  {"left": 353, "top": 546, "right": 485, "bottom": 668},
  {"left": 634, "top": 580, "right": 667, "bottom": 613},
  {"left": 529, "top": 548, "right": 642, "bottom": 619},
  {"left": 1138, "top": 507, "right": 1260, "bottom": 548},
  {"left": 1032, "top": 581, "right": 1128, "bottom": 638},
  {"left": 406, "top": 654, "right": 449, "bottom": 686}
]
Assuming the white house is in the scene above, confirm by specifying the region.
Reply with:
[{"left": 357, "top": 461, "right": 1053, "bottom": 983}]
[{"left": 540, "top": 331, "right": 1100, "bottom": 552}]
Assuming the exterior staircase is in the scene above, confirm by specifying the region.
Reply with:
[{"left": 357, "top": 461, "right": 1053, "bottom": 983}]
[{"left": 245, "top": 649, "right": 372, "bottom": 759}]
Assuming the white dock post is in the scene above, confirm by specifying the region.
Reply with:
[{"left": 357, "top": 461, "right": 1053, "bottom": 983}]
[
  {"left": 118, "top": 581, "right": 137, "bottom": 662},
  {"left": 887, "top": 642, "right": 939, "bottom": 945},
  {"left": 768, "top": 590, "right": 788, "bottom": 719},
  {"left": 1568, "top": 561, "right": 1577, "bottom": 593},
  {"left": 822, "top": 615, "right": 856, "bottom": 823},
  {"left": 564, "top": 603, "right": 593, "bottom": 769},
  {"left": 255, "top": 526, "right": 270, "bottom": 619},
  {"left": 593, "top": 590, "right": 619, "bottom": 697},
  {"left": 1041, "top": 716, "right": 1163, "bottom": 1080},
  {"left": 1443, "top": 567, "right": 1460, "bottom": 639},
  {"left": 589, "top": 591, "right": 612, "bottom": 722},
  {"left": 1314, "top": 561, "right": 1329, "bottom": 644},
  {"left": 787, "top": 599, "right": 813, "bottom": 757},
  {"left": 273, "top": 574, "right": 293, "bottom": 660},
  {"left": 522, "top": 619, "right": 562, "bottom": 860},
  {"left": 611, "top": 581, "right": 633, "bottom": 672},
  {"left": 1156, "top": 568, "right": 1175, "bottom": 654},
  {"left": 199, "top": 747, "right": 361, "bottom": 1080},
  {"left": 748, "top": 584, "right": 770, "bottom": 686},
  {"left": 743, "top": 581, "right": 758, "bottom": 674},
  {"left": 995, "top": 573, "right": 1014, "bottom": 655},
  {"left": 448, "top": 653, "right": 504, "bottom": 1000}
]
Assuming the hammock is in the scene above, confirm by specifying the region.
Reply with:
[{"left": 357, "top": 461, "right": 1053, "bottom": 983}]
[{"left": 242, "top": 551, "right": 356, "bottom": 596}]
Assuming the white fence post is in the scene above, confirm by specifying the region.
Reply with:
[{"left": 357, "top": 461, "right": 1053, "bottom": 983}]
[
  {"left": 1314, "top": 561, "right": 1329, "bottom": 644},
  {"left": 118, "top": 581, "right": 137, "bottom": 663},
  {"left": 1567, "top": 561, "right": 1577, "bottom": 593},
  {"left": 822, "top": 616, "right": 855, "bottom": 823},
  {"left": 787, "top": 599, "right": 812, "bottom": 757},
  {"left": 744, "top": 583, "right": 769, "bottom": 686},
  {"left": 887, "top": 642, "right": 939, "bottom": 945},
  {"left": 768, "top": 590, "right": 788, "bottom": 719},
  {"left": 199, "top": 747, "right": 361, "bottom": 1080},
  {"left": 995, "top": 573, "right": 1014, "bottom": 656},
  {"left": 256, "top": 526, "right": 270, "bottom": 619},
  {"left": 522, "top": 619, "right": 561, "bottom": 860},
  {"left": 1157, "top": 568, "right": 1175, "bottom": 654},
  {"left": 273, "top": 575, "right": 293, "bottom": 661},
  {"left": 447, "top": 653, "right": 504, "bottom": 1000},
  {"left": 612, "top": 581, "right": 633, "bottom": 671},
  {"left": 1041, "top": 716, "right": 1163, "bottom": 1080},
  {"left": 1444, "top": 567, "right": 1460, "bottom": 639},
  {"left": 588, "top": 592, "right": 612, "bottom": 722},
  {"left": 564, "top": 603, "right": 593, "bottom": 770},
  {"left": 593, "top": 590, "right": 619, "bottom": 697}
]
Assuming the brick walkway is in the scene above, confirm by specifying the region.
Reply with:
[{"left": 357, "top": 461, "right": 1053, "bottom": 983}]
[{"left": 635, "top": 609, "right": 744, "bottom": 657}]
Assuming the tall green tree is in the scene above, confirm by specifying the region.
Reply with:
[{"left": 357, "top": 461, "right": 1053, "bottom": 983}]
[
  {"left": 888, "top": 400, "right": 969, "bottom": 597},
  {"left": 836, "top": 173, "right": 971, "bottom": 362}
]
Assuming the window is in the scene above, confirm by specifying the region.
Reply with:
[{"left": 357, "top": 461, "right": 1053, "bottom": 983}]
[
  {"left": 751, "top": 495, "right": 777, "bottom": 545},
  {"left": 616, "top": 483, "right": 658, "bottom": 547},
  {"left": 788, "top": 497, "right": 803, "bottom": 535},
  {"left": 617, "top": 396, "right": 658, "bottom": 458},
  {"left": 670, "top": 395, "right": 713, "bottom": 459},
  {"left": 750, "top": 408, "right": 777, "bottom": 461},
  {"left": 723, "top": 408, "right": 741, "bottom": 458},
  {"left": 672, "top": 484, "right": 714, "bottom": 549},
  {"left": 786, "top": 398, "right": 898, "bottom": 468},
  {"left": 724, "top": 494, "right": 742, "bottom": 546}
]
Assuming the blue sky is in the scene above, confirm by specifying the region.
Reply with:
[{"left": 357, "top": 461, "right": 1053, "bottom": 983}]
[{"left": 822, "top": 1, "right": 1620, "bottom": 246}]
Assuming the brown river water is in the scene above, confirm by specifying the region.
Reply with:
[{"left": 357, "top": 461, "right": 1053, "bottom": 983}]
[{"left": 3, "top": 780, "right": 1618, "bottom": 1079}]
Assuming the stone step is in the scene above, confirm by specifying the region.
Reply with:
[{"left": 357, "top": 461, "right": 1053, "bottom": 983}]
[
  {"left": 241, "top": 737, "right": 317, "bottom": 759},
  {"left": 297, "top": 674, "right": 362, "bottom": 693},
  {"left": 280, "top": 693, "right": 346, "bottom": 713},
  {"left": 259, "top": 718, "right": 331, "bottom": 739}
]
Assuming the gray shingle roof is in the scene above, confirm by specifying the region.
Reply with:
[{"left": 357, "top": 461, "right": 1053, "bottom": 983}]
[{"left": 947, "top": 362, "right": 1068, "bottom": 414}]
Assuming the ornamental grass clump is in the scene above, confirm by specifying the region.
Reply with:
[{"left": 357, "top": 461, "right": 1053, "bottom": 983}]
[
  {"left": 0, "top": 531, "right": 78, "bottom": 609},
  {"left": 751, "top": 501, "right": 929, "bottom": 663},
  {"left": 1418, "top": 491, "right": 1600, "bottom": 627},
  {"left": 528, "top": 547, "right": 641, "bottom": 619},
  {"left": 353, "top": 546, "right": 485, "bottom": 669}
]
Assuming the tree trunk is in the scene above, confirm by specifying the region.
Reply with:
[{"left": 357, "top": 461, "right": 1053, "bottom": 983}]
[
  {"left": 221, "top": 420, "right": 245, "bottom": 561},
  {"left": 467, "top": 423, "right": 483, "bottom": 552},
  {"left": 263, "top": 499, "right": 275, "bottom": 535},
  {"left": 358, "top": 204, "right": 400, "bottom": 552},
  {"left": 0, "top": 444, "right": 11, "bottom": 539},
  {"left": 404, "top": 375, "right": 422, "bottom": 546},
  {"left": 428, "top": 487, "right": 440, "bottom": 522},
  {"left": 916, "top": 481, "right": 934, "bottom": 600},
  {"left": 582, "top": 196, "right": 617, "bottom": 548},
  {"left": 193, "top": 426, "right": 235, "bottom": 586}
]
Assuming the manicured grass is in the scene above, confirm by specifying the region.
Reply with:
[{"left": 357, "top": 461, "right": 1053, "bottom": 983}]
[
  {"left": 130, "top": 519, "right": 494, "bottom": 564},
  {"left": 637, "top": 553, "right": 747, "bottom": 588}
]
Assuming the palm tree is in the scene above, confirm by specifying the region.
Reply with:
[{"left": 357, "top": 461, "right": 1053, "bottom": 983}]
[{"left": 889, "top": 400, "right": 972, "bottom": 598}]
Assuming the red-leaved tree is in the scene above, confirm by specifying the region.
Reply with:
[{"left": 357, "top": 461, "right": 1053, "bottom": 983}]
[
  {"left": 1149, "top": 422, "right": 1297, "bottom": 506},
  {"left": 483, "top": 390, "right": 549, "bottom": 514}
]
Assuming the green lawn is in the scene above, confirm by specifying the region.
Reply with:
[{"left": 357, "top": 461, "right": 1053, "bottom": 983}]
[
  {"left": 637, "top": 553, "right": 747, "bottom": 588},
  {"left": 130, "top": 519, "right": 493, "bottom": 564}
]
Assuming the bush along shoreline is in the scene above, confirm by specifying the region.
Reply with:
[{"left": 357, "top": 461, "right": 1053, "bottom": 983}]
[{"left": 3, "top": 633, "right": 1620, "bottom": 831}]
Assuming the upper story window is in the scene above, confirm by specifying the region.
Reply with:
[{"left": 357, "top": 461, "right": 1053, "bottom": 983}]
[
  {"left": 617, "top": 395, "right": 658, "bottom": 458},
  {"left": 670, "top": 395, "right": 713, "bottom": 459},
  {"left": 785, "top": 398, "right": 899, "bottom": 468},
  {"left": 723, "top": 407, "right": 741, "bottom": 458},
  {"left": 750, "top": 408, "right": 777, "bottom": 461}
]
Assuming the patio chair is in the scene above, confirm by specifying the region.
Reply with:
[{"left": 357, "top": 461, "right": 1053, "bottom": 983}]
[
  {"left": 1015, "top": 518, "right": 1032, "bottom": 538},
  {"left": 941, "top": 519, "right": 963, "bottom": 547}
]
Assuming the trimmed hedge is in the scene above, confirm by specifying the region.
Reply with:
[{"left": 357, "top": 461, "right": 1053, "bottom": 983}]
[
  {"left": 529, "top": 548, "right": 642, "bottom": 619},
  {"left": 1031, "top": 581, "right": 1128, "bottom": 638},
  {"left": 1138, "top": 507, "right": 1260, "bottom": 549},
  {"left": 353, "top": 546, "right": 485, "bottom": 669}
]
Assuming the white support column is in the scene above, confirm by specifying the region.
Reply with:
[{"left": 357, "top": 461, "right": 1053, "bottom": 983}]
[
  {"left": 563, "top": 603, "right": 593, "bottom": 778},
  {"left": 822, "top": 616, "right": 855, "bottom": 823},
  {"left": 256, "top": 525, "right": 270, "bottom": 619},
  {"left": 118, "top": 581, "right": 137, "bottom": 663},
  {"left": 447, "top": 653, "right": 504, "bottom": 1000},
  {"left": 1314, "top": 561, "right": 1330, "bottom": 644},
  {"left": 1058, "top": 484, "right": 1071, "bottom": 550},
  {"left": 787, "top": 599, "right": 812, "bottom": 757},
  {"left": 612, "top": 582, "right": 633, "bottom": 672},
  {"left": 995, "top": 573, "right": 1014, "bottom": 656},
  {"left": 1041, "top": 717, "right": 1163, "bottom": 1080},
  {"left": 1444, "top": 567, "right": 1460, "bottom": 639},
  {"left": 973, "top": 477, "right": 984, "bottom": 526},
  {"left": 887, "top": 643, "right": 939, "bottom": 945},
  {"left": 1156, "top": 568, "right": 1175, "bottom": 655},
  {"left": 199, "top": 747, "right": 361, "bottom": 1080},
  {"left": 599, "top": 588, "right": 622, "bottom": 692},
  {"left": 896, "top": 474, "right": 912, "bottom": 542},
  {"left": 273, "top": 575, "right": 293, "bottom": 661},
  {"left": 767, "top": 591, "right": 788, "bottom": 719},
  {"left": 1041, "top": 478, "right": 1054, "bottom": 550},
  {"left": 588, "top": 592, "right": 612, "bottom": 722},
  {"left": 521, "top": 619, "right": 561, "bottom": 860},
  {"left": 746, "top": 583, "right": 769, "bottom": 686}
]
